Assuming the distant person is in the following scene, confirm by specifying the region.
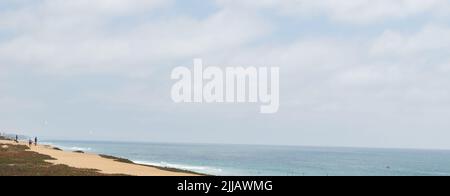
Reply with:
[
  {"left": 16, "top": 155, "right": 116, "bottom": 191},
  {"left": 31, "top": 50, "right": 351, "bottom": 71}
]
[
  {"left": 28, "top": 139, "right": 32, "bottom": 147},
  {"left": 15, "top": 135, "right": 18, "bottom": 143},
  {"left": 34, "top": 137, "right": 38, "bottom": 146}
]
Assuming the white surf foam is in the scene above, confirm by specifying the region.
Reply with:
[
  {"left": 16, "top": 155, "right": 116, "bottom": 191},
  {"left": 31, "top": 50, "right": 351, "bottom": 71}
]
[
  {"left": 133, "top": 160, "right": 224, "bottom": 175},
  {"left": 43, "top": 142, "right": 92, "bottom": 152}
]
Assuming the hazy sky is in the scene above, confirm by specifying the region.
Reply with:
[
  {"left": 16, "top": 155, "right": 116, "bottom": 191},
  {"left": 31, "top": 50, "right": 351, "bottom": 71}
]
[{"left": 1, "top": 0, "right": 450, "bottom": 149}]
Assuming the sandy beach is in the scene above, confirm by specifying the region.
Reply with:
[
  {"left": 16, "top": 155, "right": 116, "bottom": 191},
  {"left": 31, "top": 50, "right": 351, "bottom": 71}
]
[{"left": 0, "top": 139, "right": 199, "bottom": 176}]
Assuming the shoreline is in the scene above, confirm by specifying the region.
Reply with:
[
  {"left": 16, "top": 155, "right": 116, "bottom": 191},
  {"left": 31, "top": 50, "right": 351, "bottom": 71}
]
[{"left": 0, "top": 138, "right": 203, "bottom": 176}]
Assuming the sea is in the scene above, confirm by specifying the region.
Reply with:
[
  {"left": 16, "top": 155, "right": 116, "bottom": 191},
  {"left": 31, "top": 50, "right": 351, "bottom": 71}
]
[{"left": 42, "top": 140, "right": 450, "bottom": 176}]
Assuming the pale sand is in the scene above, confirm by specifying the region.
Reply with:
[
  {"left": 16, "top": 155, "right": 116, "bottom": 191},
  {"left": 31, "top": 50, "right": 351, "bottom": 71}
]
[{"left": 0, "top": 140, "right": 199, "bottom": 176}]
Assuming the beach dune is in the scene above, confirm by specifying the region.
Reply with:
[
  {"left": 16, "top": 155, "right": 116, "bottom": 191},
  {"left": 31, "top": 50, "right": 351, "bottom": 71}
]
[{"left": 0, "top": 139, "right": 198, "bottom": 176}]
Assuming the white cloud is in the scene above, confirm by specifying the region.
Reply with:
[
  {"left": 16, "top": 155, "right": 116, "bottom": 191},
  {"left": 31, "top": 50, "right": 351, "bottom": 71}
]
[
  {"left": 370, "top": 25, "right": 450, "bottom": 57},
  {"left": 43, "top": 0, "right": 170, "bottom": 14},
  {"left": 334, "top": 64, "right": 403, "bottom": 87},
  {"left": 0, "top": 0, "right": 171, "bottom": 29},
  {"left": 0, "top": 1, "right": 269, "bottom": 76},
  {"left": 216, "top": 0, "right": 449, "bottom": 24}
]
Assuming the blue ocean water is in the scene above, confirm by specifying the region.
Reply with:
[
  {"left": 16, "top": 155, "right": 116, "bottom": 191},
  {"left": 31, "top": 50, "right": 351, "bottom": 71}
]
[{"left": 42, "top": 140, "right": 450, "bottom": 176}]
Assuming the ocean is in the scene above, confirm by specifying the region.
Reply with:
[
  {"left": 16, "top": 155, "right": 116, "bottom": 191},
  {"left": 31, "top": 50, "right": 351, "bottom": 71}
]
[{"left": 42, "top": 140, "right": 450, "bottom": 176}]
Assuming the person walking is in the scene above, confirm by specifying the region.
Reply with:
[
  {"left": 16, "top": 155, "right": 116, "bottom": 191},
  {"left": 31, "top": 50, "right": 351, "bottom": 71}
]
[
  {"left": 15, "top": 135, "right": 18, "bottom": 143},
  {"left": 28, "top": 139, "right": 32, "bottom": 147},
  {"left": 34, "top": 137, "right": 38, "bottom": 146}
]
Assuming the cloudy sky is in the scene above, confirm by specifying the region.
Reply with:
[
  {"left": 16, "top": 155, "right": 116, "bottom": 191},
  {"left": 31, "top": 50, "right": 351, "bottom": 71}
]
[{"left": 1, "top": 0, "right": 450, "bottom": 149}]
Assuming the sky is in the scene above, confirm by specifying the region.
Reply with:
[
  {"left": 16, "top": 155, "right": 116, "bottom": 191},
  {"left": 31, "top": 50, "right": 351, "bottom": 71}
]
[{"left": 1, "top": 0, "right": 450, "bottom": 149}]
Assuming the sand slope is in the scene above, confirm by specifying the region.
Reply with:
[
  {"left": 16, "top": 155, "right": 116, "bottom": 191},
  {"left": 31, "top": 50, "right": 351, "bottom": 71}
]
[{"left": 1, "top": 140, "right": 198, "bottom": 176}]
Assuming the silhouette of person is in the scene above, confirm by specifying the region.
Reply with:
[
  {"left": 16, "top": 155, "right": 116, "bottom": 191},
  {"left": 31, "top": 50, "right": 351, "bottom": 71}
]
[{"left": 34, "top": 137, "right": 38, "bottom": 146}]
